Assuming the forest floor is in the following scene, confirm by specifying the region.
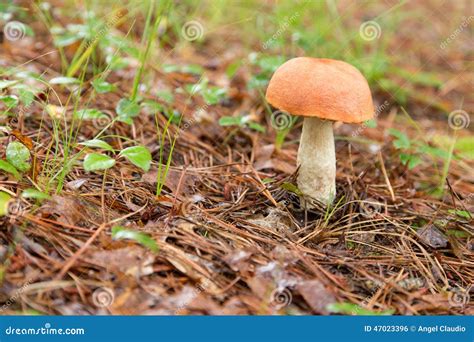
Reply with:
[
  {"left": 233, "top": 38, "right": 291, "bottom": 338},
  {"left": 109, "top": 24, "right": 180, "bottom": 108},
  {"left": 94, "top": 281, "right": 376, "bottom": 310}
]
[{"left": 0, "top": 1, "right": 472, "bottom": 315}]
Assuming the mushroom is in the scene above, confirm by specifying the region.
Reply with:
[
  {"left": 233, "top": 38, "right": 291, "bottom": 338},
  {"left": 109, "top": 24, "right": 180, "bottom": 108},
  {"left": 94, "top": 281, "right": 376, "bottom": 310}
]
[{"left": 265, "top": 57, "right": 374, "bottom": 208}]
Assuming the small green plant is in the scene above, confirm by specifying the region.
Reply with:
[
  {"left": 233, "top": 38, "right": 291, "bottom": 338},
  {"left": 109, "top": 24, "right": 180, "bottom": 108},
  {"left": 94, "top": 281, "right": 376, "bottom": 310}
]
[
  {"left": 388, "top": 126, "right": 458, "bottom": 197},
  {"left": 81, "top": 139, "right": 151, "bottom": 173},
  {"left": 116, "top": 98, "right": 140, "bottom": 124},
  {"left": 112, "top": 225, "right": 158, "bottom": 253},
  {"left": 92, "top": 79, "right": 116, "bottom": 94},
  {"left": 0, "top": 191, "right": 12, "bottom": 217},
  {"left": 218, "top": 114, "right": 265, "bottom": 133},
  {"left": 247, "top": 53, "right": 286, "bottom": 90},
  {"left": 388, "top": 128, "right": 423, "bottom": 169},
  {"left": 186, "top": 78, "right": 227, "bottom": 105},
  {"left": 5, "top": 141, "right": 31, "bottom": 172},
  {"left": 0, "top": 159, "right": 20, "bottom": 179},
  {"left": 326, "top": 302, "right": 395, "bottom": 316},
  {"left": 21, "top": 188, "right": 51, "bottom": 201}
]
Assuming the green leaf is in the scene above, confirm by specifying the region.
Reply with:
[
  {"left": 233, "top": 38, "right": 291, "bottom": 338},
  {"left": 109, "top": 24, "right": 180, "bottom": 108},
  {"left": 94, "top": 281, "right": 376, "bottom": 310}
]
[
  {"left": 399, "top": 153, "right": 410, "bottom": 165},
  {"left": 0, "top": 160, "right": 20, "bottom": 179},
  {"left": 119, "top": 146, "right": 151, "bottom": 172},
  {"left": 219, "top": 116, "right": 243, "bottom": 127},
  {"left": 399, "top": 153, "right": 422, "bottom": 169},
  {"left": 418, "top": 145, "right": 449, "bottom": 159},
  {"left": 0, "top": 95, "right": 19, "bottom": 108},
  {"left": 388, "top": 128, "right": 411, "bottom": 149},
  {"left": 181, "top": 64, "right": 204, "bottom": 75},
  {"left": 18, "top": 89, "right": 35, "bottom": 106},
  {"left": 117, "top": 116, "right": 134, "bottom": 125},
  {"left": 248, "top": 121, "right": 266, "bottom": 133},
  {"left": 225, "top": 60, "right": 241, "bottom": 78},
  {"left": 455, "top": 137, "right": 474, "bottom": 160},
  {"left": 202, "top": 87, "right": 226, "bottom": 105},
  {"left": 6, "top": 141, "right": 31, "bottom": 172},
  {"left": 0, "top": 191, "right": 12, "bottom": 217},
  {"left": 50, "top": 76, "right": 79, "bottom": 85},
  {"left": 92, "top": 79, "right": 116, "bottom": 94},
  {"left": 83, "top": 153, "right": 115, "bottom": 171},
  {"left": 280, "top": 182, "right": 303, "bottom": 196},
  {"left": 111, "top": 226, "right": 158, "bottom": 253},
  {"left": 395, "top": 68, "right": 443, "bottom": 87},
  {"left": 248, "top": 74, "right": 269, "bottom": 90},
  {"left": 162, "top": 64, "right": 203, "bottom": 75},
  {"left": 53, "top": 33, "right": 81, "bottom": 47},
  {"left": 74, "top": 108, "right": 108, "bottom": 120},
  {"left": 162, "top": 64, "right": 180, "bottom": 73},
  {"left": 364, "top": 119, "right": 377, "bottom": 128},
  {"left": 407, "top": 155, "right": 422, "bottom": 169},
  {"left": 116, "top": 98, "right": 140, "bottom": 122},
  {"left": 448, "top": 209, "right": 471, "bottom": 219},
  {"left": 107, "top": 55, "right": 129, "bottom": 70},
  {"left": 0, "top": 79, "right": 19, "bottom": 90},
  {"left": 446, "top": 229, "right": 470, "bottom": 238},
  {"left": 79, "top": 139, "right": 114, "bottom": 151},
  {"left": 255, "top": 55, "right": 286, "bottom": 73},
  {"left": 156, "top": 90, "right": 174, "bottom": 104},
  {"left": 21, "top": 188, "right": 50, "bottom": 200},
  {"left": 326, "top": 302, "right": 395, "bottom": 316}
]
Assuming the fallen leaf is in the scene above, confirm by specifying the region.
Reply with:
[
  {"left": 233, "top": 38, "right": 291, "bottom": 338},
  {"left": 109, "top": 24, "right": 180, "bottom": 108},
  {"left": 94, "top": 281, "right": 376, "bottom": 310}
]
[
  {"left": 417, "top": 225, "right": 448, "bottom": 248},
  {"left": 297, "top": 280, "right": 336, "bottom": 314},
  {"left": 85, "top": 246, "right": 154, "bottom": 277}
]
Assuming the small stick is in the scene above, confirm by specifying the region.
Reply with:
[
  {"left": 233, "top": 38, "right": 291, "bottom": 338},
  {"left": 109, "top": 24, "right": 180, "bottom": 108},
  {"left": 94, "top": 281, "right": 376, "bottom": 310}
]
[{"left": 378, "top": 150, "right": 395, "bottom": 201}]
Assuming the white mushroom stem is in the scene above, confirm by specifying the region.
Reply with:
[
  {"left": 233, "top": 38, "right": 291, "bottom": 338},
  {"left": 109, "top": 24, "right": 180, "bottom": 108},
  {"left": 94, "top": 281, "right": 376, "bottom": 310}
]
[{"left": 297, "top": 117, "right": 336, "bottom": 207}]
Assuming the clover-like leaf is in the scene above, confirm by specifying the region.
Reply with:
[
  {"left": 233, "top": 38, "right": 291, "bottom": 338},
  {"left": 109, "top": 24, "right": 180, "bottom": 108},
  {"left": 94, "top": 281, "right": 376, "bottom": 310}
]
[
  {"left": 74, "top": 108, "right": 108, "bottom": 121},
  {"left": 116, "top": 98, "right": 140, "bottom": 124},
  {"left": 92, "top": 79, "right": 116, "bottom": 94},
  {"left": 22, "top": 188, "right": 51, "bottom": 201},
  {"left": 83, "top": 153, "right": 115, "bottom": 171},
  {"left": 0, "top": 191, "right": 12, "bottom": 217},
  {"left": 0, "top": 160, "right": 20, "bottom": 179},
  {"left": 119, "top": 146, "right": 151, "bottom": 172},
  {"left": 0, "top": 95, "right": 19, "bottom": 108},
  {"left": 6, "top": 141, "right": 31, "bottom": 172},
  {"left": 79, "top": 139, "right": 114, "bottom": 151}
]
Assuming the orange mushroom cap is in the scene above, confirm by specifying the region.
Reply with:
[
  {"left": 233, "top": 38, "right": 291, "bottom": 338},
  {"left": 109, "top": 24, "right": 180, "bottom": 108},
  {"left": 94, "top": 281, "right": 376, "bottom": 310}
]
[{"left": 265, "top": 57, "right": 374, "bottom": 123}]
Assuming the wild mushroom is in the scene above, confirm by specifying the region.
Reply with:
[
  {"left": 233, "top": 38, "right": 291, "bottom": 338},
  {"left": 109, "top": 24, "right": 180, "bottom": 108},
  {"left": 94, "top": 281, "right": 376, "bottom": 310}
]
[{"left": 265, "top": 57, "right": 374, "bottom": 208}]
